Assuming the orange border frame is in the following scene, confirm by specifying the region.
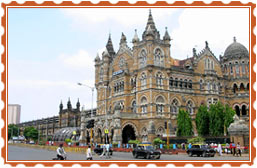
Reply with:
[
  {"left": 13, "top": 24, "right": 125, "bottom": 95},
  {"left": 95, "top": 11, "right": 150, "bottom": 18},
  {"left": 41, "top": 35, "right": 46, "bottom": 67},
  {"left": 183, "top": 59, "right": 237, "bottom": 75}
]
[{"left": 1, "top": 1, "right": 256, "bottom": 167}]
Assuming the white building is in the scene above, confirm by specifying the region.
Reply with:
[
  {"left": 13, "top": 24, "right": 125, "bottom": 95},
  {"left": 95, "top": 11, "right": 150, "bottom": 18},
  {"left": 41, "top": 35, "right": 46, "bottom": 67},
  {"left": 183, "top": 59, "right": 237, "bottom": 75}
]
[{"left": 8, "top": 104, "right": 21, "bottom": 125}]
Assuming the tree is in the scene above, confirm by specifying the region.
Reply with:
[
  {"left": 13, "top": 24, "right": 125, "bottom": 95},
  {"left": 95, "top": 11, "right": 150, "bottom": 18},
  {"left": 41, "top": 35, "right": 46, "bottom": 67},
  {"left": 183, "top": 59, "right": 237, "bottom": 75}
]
[
  {"left": 209, "top": 102, "right": 225, "bottom": 136},
  {"left": 195, "top": 105, "right": 209, "bottom": 136},
  {"left": 187, "top": 136, "right": 205, "bottom": 144},
  {"left": 8, "top": 124, "right": 19, "bottom": 140},
  {"left": 152, "top": 137, "right": 165, "bottom": 146},
  {"left": 224, "top": 104, "right": 236, "bottom": 134},
  {"left": 177, "top": 109, "right": 193, "bottom": 136},
  {"left": 23, "top": 127, "right": 39, "bottom": 141}
]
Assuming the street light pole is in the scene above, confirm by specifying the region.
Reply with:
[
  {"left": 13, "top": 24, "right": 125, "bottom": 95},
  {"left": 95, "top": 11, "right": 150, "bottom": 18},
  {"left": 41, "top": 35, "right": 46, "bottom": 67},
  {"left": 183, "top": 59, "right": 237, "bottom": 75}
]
[{"left": 78, "top": 82, "right": 95, "bottom": 146}]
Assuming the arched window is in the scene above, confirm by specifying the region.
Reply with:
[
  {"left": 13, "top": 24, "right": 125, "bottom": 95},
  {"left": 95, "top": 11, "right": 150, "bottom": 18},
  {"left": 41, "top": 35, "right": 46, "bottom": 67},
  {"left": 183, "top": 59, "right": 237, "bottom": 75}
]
[
  {"left": 156, "top": 72, "right": 163, "bottom": 88},
  {"left": 240, "top": 83, "right": 244, "bottom": 91},
  {"left": 156, "top": 96, "right": 165, "bottom": 115},
  {"left": 175, "top": 78, "right": 178, "bottom": 87},
  {"left": 229, "top": 62, "right": 233, "bottom": 74},
  {"left": 242, "top": 105, "right": 247, "bottom": 116},
  {"left": 99, "top": 67, "right": 104, "bottom": 81},
  {"left": 235, "top": 62, "right": 239, "bottom": 74},
  {"left": 141, "top": 97, "right": 147, "bottom": 114},
  {"left": 139, "top": 49, "right": 147, "bottom": 68},
  {"left": 211, "top": 60, "right": 214, "bottom": 70},
  {"left": 169, "top": 77, "right": 173, "bottom": 88},
  {"left": 233, "top": 84, "right": 238, "bottom": 94},
  {"left": 141, "top": 73, "right": 147, "bottom": 89},
  {"left": 154, "top": 48, "right": 164, "bottom": 66},
  {"left": 213, "top": 83, "right": 216, "bottom": 91},
  {"left": 171, "top": 99, "right": 179, "bottom": 114},
  {"left": 132, "top": 101, "right": 137, "bottom": 113},
  {"left": 235, "top": 105, "right": 240, "bottom": 116},
  {"left": 208, "top": 59, "right": 210, "bottom": 69},
  {"left": 179, "top": 79, "right": 183, "bottom": 88},
  {"left": 242, "top": 61, "right": 245, "bottom": 74},
  {"left": 200, "top": 79, "right": 203, "bottom": 90},
  {"left": 187, "top": 100, "right": 194, "bottom": 114},
  {"left": 188, "top": 80, "right": 192, "bottom": 89},
  {"left": 247, "top": 83, "right": 249, "bottom": 91},
  {"left": 207, "top": 82, "right": 210, "bottom": 91},
  {"left": 184, "top": 79, "right": 188, "bottom": 88},
  {"left": 224, "top": 64, "right": 227, "bottom": 74}
]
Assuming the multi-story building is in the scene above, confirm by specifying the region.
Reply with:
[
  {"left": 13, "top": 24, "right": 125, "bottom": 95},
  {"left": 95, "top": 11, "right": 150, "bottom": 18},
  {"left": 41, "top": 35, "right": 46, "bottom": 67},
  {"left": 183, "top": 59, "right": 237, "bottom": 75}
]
[
  {"left": 8, "top": 104, "right": 21, "bottom": 125},
  {"left": 88, "top": 10, "right": 249, "bottom": 144}
]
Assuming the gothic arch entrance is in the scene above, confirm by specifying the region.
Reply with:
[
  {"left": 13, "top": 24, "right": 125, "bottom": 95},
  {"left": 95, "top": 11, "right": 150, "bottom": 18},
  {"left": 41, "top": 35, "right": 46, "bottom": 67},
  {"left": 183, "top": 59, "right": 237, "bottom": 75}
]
[
  {"left": 235, "top": 105, "right": 240, "bottom": 116},
  {"left": 122, "top": 125, "right": 136, "bottom": 144}
]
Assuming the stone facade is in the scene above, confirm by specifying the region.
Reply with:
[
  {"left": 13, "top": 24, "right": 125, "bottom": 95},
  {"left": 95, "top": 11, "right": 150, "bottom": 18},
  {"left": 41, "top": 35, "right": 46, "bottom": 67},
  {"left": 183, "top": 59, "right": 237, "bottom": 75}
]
[{"left": 87, "top": 10, "right": 249, "bottom": 144}]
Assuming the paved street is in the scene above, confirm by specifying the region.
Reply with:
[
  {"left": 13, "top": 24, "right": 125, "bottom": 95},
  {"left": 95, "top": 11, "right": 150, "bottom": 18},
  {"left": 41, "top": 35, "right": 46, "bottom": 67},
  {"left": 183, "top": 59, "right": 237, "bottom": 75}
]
[{"left": 8, "top": 145, "right": 249, "bottom": 161}]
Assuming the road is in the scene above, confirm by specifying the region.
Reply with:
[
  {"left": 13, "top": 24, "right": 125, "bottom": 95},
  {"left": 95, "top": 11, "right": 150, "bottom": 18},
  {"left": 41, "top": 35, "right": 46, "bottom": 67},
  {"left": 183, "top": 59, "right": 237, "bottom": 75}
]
[{"left": 8, "top": 145, "right": 249, "bottom": 161}]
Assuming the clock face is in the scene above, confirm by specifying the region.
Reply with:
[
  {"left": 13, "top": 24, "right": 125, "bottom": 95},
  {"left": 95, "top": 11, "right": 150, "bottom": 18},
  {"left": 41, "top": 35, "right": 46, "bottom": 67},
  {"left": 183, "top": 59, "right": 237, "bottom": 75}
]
[{"left": 119, "top": 57, "right": 125, "bottom": 69}]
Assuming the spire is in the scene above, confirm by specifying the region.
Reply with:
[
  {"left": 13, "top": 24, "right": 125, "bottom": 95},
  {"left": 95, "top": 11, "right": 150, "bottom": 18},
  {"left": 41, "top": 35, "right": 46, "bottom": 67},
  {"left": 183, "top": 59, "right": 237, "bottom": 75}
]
[
  {"left": 94, "top": 53, "right": 100, "bottom": 62},
  {"left": 76, "top": 98, "right": 80, "bottom": 110},
  {"left": 106, "top": 33, "right": 115, "bottom": 57},
  {"left": 120, "top": 32, "right": 127, "bottom": 46},
  {"left": 132, "top": 29, "right": 139, "bottom": 43},
  {"left": 163, "top": 27, "right": 171, "bottom": 41},
  {"left": 233, "top": 36, "right": 237, "bottom": 43},
  {"left": 193, "top": 48, "right": 197, "bottom": 57},
  {"left": 59, "top": 100, "right": 63, "bottom": 112},
  {"left": 142, "top": 9, "right": 160, "bottom": 40},
  {"left": 67, "top": 97, "right": 72, "bottom": 110},
  {"left": 146, "top": 9, "right": 156, "bottom": 30}
]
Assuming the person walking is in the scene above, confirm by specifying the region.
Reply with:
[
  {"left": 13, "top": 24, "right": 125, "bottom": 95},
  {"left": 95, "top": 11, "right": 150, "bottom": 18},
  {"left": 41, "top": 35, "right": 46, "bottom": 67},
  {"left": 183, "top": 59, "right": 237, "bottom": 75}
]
[
  {"left": 100, "top": 144, "right": 106, "bottom": 158},
  {"left": 236, "top": 142, "right": 241, "bottom": 157},
  {"left": 106, "top": 143, "right": 111, "bottom": 159},
  {"left": 218, "top": 143, "right": 222, "bottom": 156},
  {"left": 86, "top": 145, "right": 93, "bottom": 160},
  {"left": 56, "top": 144, "right": 67, "bottom": 160},
  {"left": 188, "top": 143, "right": 192, "bottom": 149}
]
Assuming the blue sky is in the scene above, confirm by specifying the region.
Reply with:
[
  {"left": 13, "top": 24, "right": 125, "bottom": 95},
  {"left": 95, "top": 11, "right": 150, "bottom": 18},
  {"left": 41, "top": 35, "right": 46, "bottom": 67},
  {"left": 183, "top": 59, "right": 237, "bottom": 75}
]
[{"left": 7, "top": 8, "right": 249, "bottom": 122}]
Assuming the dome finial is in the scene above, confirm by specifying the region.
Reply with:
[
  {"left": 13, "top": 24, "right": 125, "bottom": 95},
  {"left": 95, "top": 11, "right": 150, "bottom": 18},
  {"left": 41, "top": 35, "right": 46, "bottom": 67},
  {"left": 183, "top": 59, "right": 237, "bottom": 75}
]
[{"left": 233, "top": 36, "right": 237, "bottom": 43}]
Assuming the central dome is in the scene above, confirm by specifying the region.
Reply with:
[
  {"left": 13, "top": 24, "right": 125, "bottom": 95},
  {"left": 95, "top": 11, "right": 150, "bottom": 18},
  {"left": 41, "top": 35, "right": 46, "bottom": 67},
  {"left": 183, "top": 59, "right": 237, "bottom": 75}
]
[{"left": 224, "top": 37, "right": 249, "bottom": 59}]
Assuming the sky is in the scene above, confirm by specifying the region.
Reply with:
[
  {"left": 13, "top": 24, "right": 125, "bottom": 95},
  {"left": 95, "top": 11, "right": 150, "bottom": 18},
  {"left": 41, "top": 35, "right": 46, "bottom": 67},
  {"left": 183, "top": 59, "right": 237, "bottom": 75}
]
[{"left": 7, "top": 7, "right": 249, "bottom": 122}]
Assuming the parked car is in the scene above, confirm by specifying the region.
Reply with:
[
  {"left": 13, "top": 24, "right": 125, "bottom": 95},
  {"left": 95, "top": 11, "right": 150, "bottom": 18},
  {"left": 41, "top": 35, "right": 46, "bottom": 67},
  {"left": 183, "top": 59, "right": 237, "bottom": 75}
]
[
  {"left": 187, "top": 144, "right": 215, "bottom": 157},
  {"left": 132, "top": 144, "right": 161, "bottom": 159},
  {"left": 94, "top": 144, "right": 113, "bottom": 155}
]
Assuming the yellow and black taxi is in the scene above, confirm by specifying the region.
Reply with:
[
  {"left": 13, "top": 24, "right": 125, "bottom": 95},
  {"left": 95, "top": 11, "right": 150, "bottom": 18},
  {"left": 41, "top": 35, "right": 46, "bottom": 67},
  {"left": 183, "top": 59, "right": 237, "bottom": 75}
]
[
  {"left": 132, "top": 144, "right": 161, "bottom": 159},
  {"left": 94, "top": 144, "right": 113, "bottom": 155},
  {"left": 187, "top": 144, "right": 215, "bottom": 157}
]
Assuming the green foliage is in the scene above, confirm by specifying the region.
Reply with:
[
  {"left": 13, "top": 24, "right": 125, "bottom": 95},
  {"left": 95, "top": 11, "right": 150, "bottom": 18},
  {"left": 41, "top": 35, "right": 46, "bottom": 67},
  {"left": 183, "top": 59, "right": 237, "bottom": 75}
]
[
  {"left": 209, "top": 102, "right": 225, "bottom": 136},
  {"left": 23, "top": 126, "right": 39, "bottom": 141},
  {"left": 187, "top": 136, "right": 205, "bottom": 144},
  {"left": 65, "top": 138, "right": 72, "bottom": 144},
  {"left": 128, "top": 140, "right": 140, "bottom": 144},
  {"left": 195, "top": 105, "right": 209, "bottom": 136},
  {"left": 224, "top": 104, "right": 236, "bottom": 134},
  {"left": 152, "top": 137, "right": 165, "bottom": 146},
  {"left": 8, "top": 124, "right": 19, "bottom": 140},
  {"left": 177, "top": 109, "right": 193, "bottom": 136}
]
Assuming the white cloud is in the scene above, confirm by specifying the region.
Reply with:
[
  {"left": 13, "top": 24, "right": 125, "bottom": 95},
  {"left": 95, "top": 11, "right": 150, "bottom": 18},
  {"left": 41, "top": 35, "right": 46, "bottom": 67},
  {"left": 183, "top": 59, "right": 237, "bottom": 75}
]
[
  {"left": 59, "top": 49, "right": 94, "bottom": 69},
  {"left": 61, "top": 8, "right": 178, "bottom": 28},
  {"left": 171, "top": 8, "right": 249, "bottom": 59}
]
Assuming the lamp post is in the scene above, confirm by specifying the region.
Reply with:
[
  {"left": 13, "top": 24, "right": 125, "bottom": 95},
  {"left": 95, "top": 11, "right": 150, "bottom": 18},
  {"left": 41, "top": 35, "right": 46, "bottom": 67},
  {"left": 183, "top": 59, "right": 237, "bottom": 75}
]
[{"left": 77, "top": 82, "right": 95, "bottom": 146}]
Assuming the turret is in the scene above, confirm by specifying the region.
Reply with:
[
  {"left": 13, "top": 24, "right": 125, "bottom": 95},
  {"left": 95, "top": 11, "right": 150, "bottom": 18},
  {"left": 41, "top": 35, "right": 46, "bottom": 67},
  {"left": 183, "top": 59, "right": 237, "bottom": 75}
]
[
  {"left": 59, "top": 100, "right": 63, "bottom": 113},
  {"left": 163, "top": 27, "right": 171, "bottom": 43},
  {"left": 132, "top": 29, "right": 139, "bottom": 45},
  {"left": 67, "top": 97, "right": 72, "bottom": 111},
  {"left": 142, "top": 9, "right": 160, "bottom": 40},
  {"left": 106, "top": 34, "right": 115, "bottom": 58},
  {"left": 76, "top": 98, "right": 80, "bottom": 111},
  {"left": 120, "top": 32, "right": 127, "bottom": 47}
]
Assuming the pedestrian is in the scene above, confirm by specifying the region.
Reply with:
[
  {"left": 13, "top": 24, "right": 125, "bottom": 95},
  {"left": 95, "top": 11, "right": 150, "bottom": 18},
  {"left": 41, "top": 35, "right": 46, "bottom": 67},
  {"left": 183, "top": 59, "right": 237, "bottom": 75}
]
[
  {"left": 188, "top": 143, "right": 192, "bottom": 149},
  {"left": 218, "top": 143, "right": 222, "bottom": 156},
  {"left": 106, "top": 143, "right": 111, "bottom": 159},
  {"left": 232, "top": 142, "right": 236, "bottom": 156},
  {"left": 100, "top": 144, "right": 106, "bottom": 158},
  {"left": 56, "top": 144, "right": 67, "bottom": 160},
  {"left": 86, "top": 145, "right": 93, "bottom": 160},
  {"left": 173, "top": 143, "right": 177, "bottom": 151},
  {"left": 236, "top": 142, "right": 241, "bottom": 157}
]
